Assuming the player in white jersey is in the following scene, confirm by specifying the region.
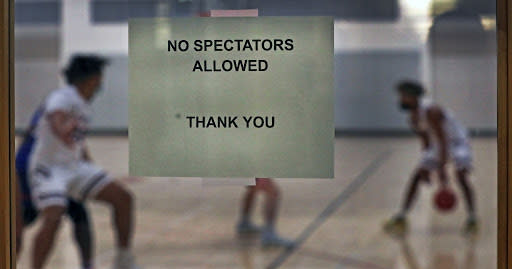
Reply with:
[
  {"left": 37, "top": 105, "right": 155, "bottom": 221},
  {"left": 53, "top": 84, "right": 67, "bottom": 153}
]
[
  {"left": 29, "top": 55, "right": 140, "bottom": 269},
  {"left": 384, "top": 81, "right": 478, "bottom": 235}
]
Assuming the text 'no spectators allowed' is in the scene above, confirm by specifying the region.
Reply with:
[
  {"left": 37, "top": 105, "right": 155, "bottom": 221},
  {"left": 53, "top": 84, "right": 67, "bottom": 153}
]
[{"left": 129, "top": 16, "right": 334, "bottom": 179}]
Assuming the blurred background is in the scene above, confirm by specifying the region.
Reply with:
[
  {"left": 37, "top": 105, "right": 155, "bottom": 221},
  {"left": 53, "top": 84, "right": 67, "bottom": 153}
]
[
  {"left": 14, "top": 0, "right": 497, "bottom": 268},
  {"left": 14, "top": 0, "right": 496, "bottom": 135}
]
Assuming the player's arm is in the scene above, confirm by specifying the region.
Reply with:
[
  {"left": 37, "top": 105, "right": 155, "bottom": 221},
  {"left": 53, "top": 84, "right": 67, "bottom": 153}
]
[
  {"left": 47, "top": 110, "right": 78, "bottom": 148},
  {"left": 427, "top": 106, "right": 448, "bottom": 186},
  {"left": 415, "top": 130, "right": 430, "bottom": 150},
  {"left": 409, "top": 116, "right": 430, "bottom": 150},
  {"left": 82, "top": 144, "right": 92, "bottom": 162}
]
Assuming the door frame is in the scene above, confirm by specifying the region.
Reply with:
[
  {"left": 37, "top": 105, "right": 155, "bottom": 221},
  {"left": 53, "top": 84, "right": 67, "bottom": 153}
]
[
  {"left": 0, "top": 0, "right": 510, "bottom": 268},
  {"left": 0, "top": 0, "right": 15, "bottom": 268},
  {"left": 497, "top": 0, "right": 511, "bottom": 268}
]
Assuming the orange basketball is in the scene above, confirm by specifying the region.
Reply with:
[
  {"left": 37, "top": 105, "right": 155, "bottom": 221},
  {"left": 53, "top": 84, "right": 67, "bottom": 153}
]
[{"left": 434, "top": 187, "right": 457, "bottom": 213}]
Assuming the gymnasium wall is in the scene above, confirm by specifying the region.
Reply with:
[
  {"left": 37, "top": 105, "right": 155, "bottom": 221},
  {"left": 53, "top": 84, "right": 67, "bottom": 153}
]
[
  {"left": 15, "top": 26, "right": 60, "bottom": 130},
  {"left": 14, "top": 0, "right": 497, "bottom": 135}
]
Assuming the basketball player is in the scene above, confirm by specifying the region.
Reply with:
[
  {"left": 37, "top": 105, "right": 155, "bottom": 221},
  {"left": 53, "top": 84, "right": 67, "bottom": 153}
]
[
  {"left": 236, "top": 178, "right": 295, "bottom": 248},
  {"left": 16, "top": 106, "right": 94, "bottom": 269},
  {"left": 28, "top": 55, "right": 140, "bottom": 269},
  {"left": 384, "top": 81, "right": 478, "bottom": 235}
]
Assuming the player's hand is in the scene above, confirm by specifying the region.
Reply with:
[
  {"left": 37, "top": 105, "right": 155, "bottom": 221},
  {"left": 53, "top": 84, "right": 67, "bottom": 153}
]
[
  {"left": 48, "top": 111, "right": 79, "bottom": 148},
  {"left": 437, "top": 166, "right": 448, "bottom": 187},
  {"left": 61, "top": 117, "right": 79, "bottom": 147}
]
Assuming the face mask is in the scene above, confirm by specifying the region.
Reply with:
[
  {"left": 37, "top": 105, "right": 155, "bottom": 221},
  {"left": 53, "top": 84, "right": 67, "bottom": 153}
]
[
  {"left": 400, "top": 103, "right": 414, "bottom": 111},
  {"left": 89, "top": 85, "right": 103, "bottom": 101}
]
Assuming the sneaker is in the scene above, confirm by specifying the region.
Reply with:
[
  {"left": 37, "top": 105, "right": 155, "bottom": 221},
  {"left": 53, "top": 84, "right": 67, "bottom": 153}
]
[
  {"left": 383, "top": 216, "right": 408, "bottom": 235},
  {"left": 261, "top": 230, "right": 295, "bottom": 249},
  {"left": 463, "top": 217, "right": 479, "bottom": 236},
  {"left": 112, "top": 251, "right": 141, "bottom": 269},
  {"left": 237, "top": 221, "right": 262, "bottom": 234}
]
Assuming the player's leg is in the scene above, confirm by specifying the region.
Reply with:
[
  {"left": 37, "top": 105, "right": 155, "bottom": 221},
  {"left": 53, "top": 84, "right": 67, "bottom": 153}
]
[
  {"left": 399, "top": 168, "right": 431, "bottom": 218},
  {"left": 255, "top": 178, "right": 280, "bottom": 228},
  {"left": 16, "top": 156, "right": 37, "bottom": 257},
  {"left": 255, "top": 178, "right": 295, "bottom": 248},
  {"left": 455, "top": 169, "right": 475, "bottom": 214},
  {"left": 92, "top": 181, "right": 138, "bottom": 268},
  {"left": 384, "top": 148, "right": 436, "bottom": 233},
  {"left": 29, "top": 165, "right": 69, "bottom": 269},
  {"left": 18, "top": 191, "right": 39, "bottom": 257},
  {"left": 456, "top": 169, "right": 478, "bottom": 234},
  {"left": 384, "top": 168, "right": 430, "bottom": 233},
  {"left": 93, "top": 181, "right": 134, "bottom": 248},
  {"left": 384, "top": 147, "right": 438, "bottom": 230},
  {"left": 31, "top": 205, "right": 67, "bottom": 269},
  {"left": 17, "top": 174, "right": 40, "bottom": 256},
  {"left": 453, "top": 145, "right": 478, "bottom": 234},
  {"left": 237, "top": 185, "right": 261, "bottom": 234},
  {"left": 69, "top": 162, "right": 139, "bottom": 269},
  {"left": 66, "top": 199, "right": 94, "bottom": 269}
]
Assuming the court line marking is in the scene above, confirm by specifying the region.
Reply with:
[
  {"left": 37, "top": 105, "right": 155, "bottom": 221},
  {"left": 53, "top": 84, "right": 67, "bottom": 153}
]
[
  {"left": 299, "top": 247, "right": 388, "bottom": 269},
  {"left": 266, "top": 150, "right": 392, "bottom": 269}
]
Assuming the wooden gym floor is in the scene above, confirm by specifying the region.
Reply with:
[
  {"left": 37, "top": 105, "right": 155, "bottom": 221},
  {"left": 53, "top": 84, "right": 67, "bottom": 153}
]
[{"left": 16, "top": 136, "right": 496, "bottom": 269}]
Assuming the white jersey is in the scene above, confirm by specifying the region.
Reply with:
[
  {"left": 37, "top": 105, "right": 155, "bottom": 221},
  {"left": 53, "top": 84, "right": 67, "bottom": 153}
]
[
  {"left": 416, "top": 99, "right": 469, "bottom": 146},
  {"left": 30, "top": 85, "right": 91, "bottom": 167}
]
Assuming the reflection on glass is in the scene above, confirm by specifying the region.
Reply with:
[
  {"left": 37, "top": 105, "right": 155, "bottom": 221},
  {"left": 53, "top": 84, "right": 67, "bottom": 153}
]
[{"left": 14, "top": 0, "right": 496, "bottom": 268}]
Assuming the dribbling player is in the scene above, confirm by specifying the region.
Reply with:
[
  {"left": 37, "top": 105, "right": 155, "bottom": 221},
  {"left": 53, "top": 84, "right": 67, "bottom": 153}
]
[
  {"left": 384, "top": 81, "right": 478, "bottom": 235},
  {"left": 236, "top": 178, "right": 295, "bottom": 248},
  {"left": 16, "top": 106, "right": 94, "bottom": 269},
  {"left": 28, "top": 55, "right": 140, "bottom": 269}
]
